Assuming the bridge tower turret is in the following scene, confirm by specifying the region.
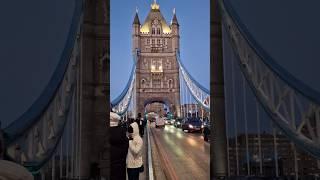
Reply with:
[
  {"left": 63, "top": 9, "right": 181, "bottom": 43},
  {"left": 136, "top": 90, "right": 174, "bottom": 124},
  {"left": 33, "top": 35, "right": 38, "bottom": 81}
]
[
  {"left": 132, "top": 9, "right": 141, "bottom": 54},
  {"left": 171, "top": 8, "right": 180, "bottom": 52}
]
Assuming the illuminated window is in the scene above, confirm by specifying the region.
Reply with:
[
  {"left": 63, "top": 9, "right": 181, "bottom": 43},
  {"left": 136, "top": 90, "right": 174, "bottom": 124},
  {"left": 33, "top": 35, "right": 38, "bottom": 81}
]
[{"left": 151, "top": 60, "right": 163, "bottom": 73}]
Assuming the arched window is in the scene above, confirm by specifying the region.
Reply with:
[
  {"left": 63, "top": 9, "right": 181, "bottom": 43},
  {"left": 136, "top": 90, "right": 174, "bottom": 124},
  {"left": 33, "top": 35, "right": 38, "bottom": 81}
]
[
  {"left": 168, "top": 79, "right": 173, "bottom": 88},
  {"left": 152, "top": 28, "right": 155, "bottom": 35},
  {"left": 157, "top": 28, "right": 161, "bottom": 35},
  {"left": 141, "top": 79, "right": 146, "bottom": 88}
]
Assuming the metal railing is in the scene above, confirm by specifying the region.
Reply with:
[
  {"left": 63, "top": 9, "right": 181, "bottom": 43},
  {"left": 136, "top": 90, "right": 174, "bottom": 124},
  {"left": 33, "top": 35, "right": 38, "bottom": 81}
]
[
  {"left": 3, "top": 1, "right": 83, "bottom": 178},
  {"left": 219, "top": 0, "right": 320, "bottom": 158}
]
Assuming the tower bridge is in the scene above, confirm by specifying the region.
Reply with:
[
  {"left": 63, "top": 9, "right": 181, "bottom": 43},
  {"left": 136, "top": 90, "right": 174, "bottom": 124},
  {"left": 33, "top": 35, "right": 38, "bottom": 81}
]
[{"left": 1, "top": 0, "right": 320, "bottom": 179}]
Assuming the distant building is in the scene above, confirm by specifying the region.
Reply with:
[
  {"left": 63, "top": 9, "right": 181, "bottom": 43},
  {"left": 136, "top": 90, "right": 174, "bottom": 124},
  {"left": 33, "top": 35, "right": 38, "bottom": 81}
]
[
  {"left": 228, "top": 133, "right": 320, "bottom": 177},
  {"left": 181, "top": 103, "right": 209, "bottom": 118}
]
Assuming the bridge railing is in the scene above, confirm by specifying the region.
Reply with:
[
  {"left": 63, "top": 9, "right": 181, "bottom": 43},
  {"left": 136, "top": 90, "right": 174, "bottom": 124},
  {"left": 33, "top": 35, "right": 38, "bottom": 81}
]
[
  {"left": 176, "top": 51, "right": 210, "bottom": 111},
  {"left": 111, "top": 49, "right": 139, "bottom": 115},
  {"left": 219, "top": 0, "right": 320, "bottom": 159},
  {"left": 3, "top": 0, "right": 83, "bottom": 177}
]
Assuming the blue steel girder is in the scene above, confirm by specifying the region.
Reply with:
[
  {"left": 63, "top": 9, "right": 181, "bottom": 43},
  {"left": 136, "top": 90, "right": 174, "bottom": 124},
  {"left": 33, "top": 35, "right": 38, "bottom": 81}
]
[
  {"left": 3, "top": 0, "right": 83, "bottom": 171},
  {"left": 219, "top": 0, "right": 320, "bottom": 158},
  {"left": 176, "top": 52, "right": 210, "bottom": 111},
  {"left": 111, "top": 49, "right": 140, "bottom": 115}
]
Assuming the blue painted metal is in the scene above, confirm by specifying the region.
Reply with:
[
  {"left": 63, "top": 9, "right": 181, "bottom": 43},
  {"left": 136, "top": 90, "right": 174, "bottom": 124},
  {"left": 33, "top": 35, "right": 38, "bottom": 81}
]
[
  {"left": 221, "top": 0, "right": 320, "bottom": 105},
  {"left": 111, "top": 49, "right": 139, "bottom": 107},
  {"left": 176, "top": 52, "right": 210, "bottom": 111},
  {"left": 4, "top": 0, "right": 83, "bottom": 142},
  {"left": 25, "top": 84, "right": 76, "bottom": 172},
  {"left": 220, "top": 0, "right": 320, "bottom": 158},
  {"left": 176, "top": 51, "right": 210, "bottom": 94}
]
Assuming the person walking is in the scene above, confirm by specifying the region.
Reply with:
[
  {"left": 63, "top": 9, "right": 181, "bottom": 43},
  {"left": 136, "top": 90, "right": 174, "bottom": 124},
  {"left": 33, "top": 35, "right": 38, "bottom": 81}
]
[
  {"left": 127, "top": 121, "right": 143, "bottom": 180},
  {"left": 136, "top": 113, "right": 144, "bottom": 137},
  {"left": 110, "top": 112, "right": 129, "bottom": 180}
]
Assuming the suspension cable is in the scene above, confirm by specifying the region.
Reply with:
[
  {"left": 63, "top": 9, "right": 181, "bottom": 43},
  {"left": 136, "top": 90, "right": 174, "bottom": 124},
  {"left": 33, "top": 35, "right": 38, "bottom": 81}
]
[{"left": 231, "top": 53, "right": 239, "bottom": 175}]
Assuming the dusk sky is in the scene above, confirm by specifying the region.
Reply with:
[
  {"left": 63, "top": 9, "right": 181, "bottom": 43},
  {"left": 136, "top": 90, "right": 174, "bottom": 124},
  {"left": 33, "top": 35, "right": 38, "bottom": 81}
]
[
  {"left": 0, "top": 0, "right": 74, "bottom": 127},
  {"left": 1, "top": 0, "right": 319, "bottom": 129},
  {"left": 229, "top": 0, "right": 320, "bottom": 93},
  {"left": 110, "top": 0, "right": 210, "bottom": 99}
]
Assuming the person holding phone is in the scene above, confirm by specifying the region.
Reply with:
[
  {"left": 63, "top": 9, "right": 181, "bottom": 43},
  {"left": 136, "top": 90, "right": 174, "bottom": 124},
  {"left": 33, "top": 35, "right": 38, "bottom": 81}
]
[{"left": 126, "top": 121, "right": 143, "bottom": 180}]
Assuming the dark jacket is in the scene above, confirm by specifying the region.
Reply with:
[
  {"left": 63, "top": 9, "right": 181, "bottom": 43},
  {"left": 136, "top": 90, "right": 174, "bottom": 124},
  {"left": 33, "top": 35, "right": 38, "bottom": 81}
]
[
  {"left": 0, "top": 130, "right": 4, "bottom": 160},
  {"left": 110, "top": 126, "right": 129, "bottom": 180}
]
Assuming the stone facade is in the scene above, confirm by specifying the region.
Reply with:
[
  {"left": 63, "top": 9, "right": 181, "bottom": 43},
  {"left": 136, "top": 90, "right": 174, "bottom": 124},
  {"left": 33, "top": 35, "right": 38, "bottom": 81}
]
[
  {"left": 80, "top": 0, "right": 109, "bottom": 179},
  {"left": 133, "top": 2, "right": 181, "bottom": 117}
]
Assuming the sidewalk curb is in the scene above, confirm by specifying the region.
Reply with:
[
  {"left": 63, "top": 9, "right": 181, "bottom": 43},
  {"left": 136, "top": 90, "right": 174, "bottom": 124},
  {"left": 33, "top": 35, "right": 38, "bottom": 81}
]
[
  {"left": 150, "top": 127, "right": 179, "bottom": 180},
  {"left": 147, "top": 123, "right": 154, "bottom": 180}
]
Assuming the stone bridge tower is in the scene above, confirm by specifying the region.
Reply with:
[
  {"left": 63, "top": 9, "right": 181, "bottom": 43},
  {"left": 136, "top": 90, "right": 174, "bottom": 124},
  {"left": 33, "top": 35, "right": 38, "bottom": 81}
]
[
  {"left": 80, "top": 0, "right": 109, "bottom": 179},
  {"left": 133, "top": 1, "right": 181, "bottom": 117}
]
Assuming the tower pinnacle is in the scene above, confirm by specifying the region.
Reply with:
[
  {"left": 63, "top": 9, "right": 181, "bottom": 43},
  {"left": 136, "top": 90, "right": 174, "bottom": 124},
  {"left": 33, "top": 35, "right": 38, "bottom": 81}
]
[
  {"left": 133, "top": 10, "right": 140, "bottom": 25},
  {"left": 151, "top": 0, "right": 160, "bottom": 10},
  {"left": 171, "top": 8, "right": 179, "bottom": 26}
]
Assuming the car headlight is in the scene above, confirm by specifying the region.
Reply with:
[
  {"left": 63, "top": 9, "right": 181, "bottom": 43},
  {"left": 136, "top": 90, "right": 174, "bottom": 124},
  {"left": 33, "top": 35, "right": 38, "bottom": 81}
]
[
  {"left": 166, "top": 121, "right": 168, "bottom": 123},
  {"left": 189, "top": 124, "right": 193, "bottom": 128},
  {"left": 177, "top": 122, "right": 180, "bottom": 125},
  {"left": 201, "top": 125, "right": 204, "bottom": 128}
]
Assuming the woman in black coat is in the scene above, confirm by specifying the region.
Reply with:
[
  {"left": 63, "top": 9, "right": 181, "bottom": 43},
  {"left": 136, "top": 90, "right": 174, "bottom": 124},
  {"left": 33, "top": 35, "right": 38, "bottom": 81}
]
[{"left": 110, "top": 112, "right": 129, "bottom": 180}]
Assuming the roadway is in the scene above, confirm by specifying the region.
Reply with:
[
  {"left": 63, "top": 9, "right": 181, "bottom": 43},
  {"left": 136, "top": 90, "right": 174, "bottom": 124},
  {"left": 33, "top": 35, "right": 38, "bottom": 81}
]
[{"left": 149, "top": 123, "right": 210, "bottom": 180}]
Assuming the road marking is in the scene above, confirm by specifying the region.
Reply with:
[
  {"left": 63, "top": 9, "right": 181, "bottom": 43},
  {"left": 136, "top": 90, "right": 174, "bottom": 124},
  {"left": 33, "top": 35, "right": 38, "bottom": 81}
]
[{"left": 150, "top": 127, "right": 179, "bottom": 180}]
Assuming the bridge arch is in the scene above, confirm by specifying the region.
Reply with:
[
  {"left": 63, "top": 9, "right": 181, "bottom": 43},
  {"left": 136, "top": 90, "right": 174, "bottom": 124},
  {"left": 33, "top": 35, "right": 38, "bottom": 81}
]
[{"left": 137, "top": 96, "right": 180, "bottom": 117}]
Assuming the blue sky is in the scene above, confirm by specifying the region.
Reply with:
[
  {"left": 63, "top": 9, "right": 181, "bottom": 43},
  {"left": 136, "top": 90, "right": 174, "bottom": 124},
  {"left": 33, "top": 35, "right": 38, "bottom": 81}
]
[{"left": 110, "top": 0, "right": 210, "bottom": 99}]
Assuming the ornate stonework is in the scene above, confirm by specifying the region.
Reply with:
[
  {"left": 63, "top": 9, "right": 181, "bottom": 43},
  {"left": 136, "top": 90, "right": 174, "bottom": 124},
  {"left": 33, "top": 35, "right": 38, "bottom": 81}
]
[{"left": 133, "top": 3, "right": 181, "bottom": 117}]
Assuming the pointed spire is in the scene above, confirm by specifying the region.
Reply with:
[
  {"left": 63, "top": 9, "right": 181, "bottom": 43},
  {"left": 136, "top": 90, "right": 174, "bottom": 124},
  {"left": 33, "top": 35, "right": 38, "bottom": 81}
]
[
  {"left": 151, "top": 0, "right": 160, "bottom": 10},
  {"left": 171, "top": 8, "right": 179, "bottom": 26},
  {"left": 133, "top": 8, "right": 140, "bottom": 25}
]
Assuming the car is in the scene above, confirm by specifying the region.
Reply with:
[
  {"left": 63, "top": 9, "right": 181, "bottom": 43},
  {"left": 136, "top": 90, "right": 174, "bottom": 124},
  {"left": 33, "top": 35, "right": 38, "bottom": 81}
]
[
  {"left": 165, "top": 118, "right": 175, "bottom": 125},
  {"left": 173, "top": 118, "right": 183, "bottom": 128},
  {"left": 181, "top": 117, "right": 203, "bottom": 132},
  {"left": 155, "top": 116, "right": 165, "bottom": 128}
]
